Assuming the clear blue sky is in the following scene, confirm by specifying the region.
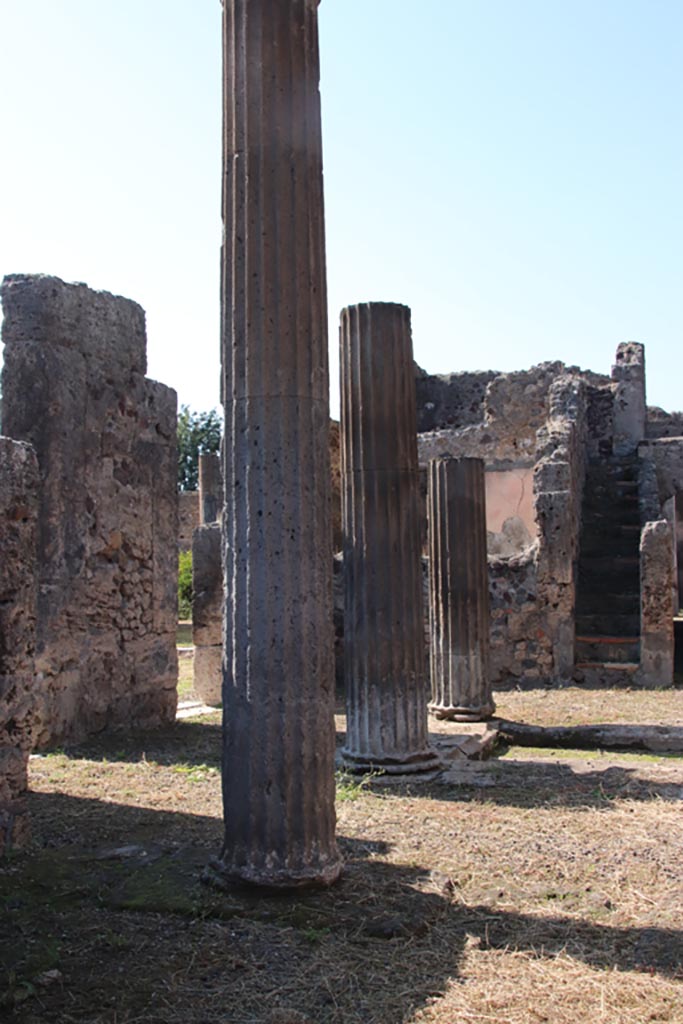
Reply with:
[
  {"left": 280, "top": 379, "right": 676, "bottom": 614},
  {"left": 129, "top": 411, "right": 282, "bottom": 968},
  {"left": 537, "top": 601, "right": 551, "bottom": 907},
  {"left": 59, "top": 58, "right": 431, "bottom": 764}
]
[{"left": 1, "top": 0, "right": 681, "bottom": 417}]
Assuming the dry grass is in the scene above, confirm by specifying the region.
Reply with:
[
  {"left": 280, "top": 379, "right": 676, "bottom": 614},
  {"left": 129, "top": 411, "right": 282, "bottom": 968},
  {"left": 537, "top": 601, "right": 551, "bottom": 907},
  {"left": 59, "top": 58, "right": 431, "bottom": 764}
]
[
  {"left": 494, "top": 685, "right": 683, "bottom": 729},
  {"left": 2, "top": 687, "right": 683, "bottom": 1023}
]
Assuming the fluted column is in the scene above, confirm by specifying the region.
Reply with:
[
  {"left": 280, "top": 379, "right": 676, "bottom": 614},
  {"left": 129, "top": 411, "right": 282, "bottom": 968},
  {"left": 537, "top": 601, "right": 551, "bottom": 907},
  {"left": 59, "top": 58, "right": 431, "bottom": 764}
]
[
  {"left": 199, "top": 452, "right": 222, "bottom": 525},
  {"left": 428, "top": 457, "right": 495, "bottom": 721},
  {"left": 340, "top": 303, "right": 440, "bottom": 773},
  {"left": 213, "top": 0, "right": 341, "bottom": 889}
]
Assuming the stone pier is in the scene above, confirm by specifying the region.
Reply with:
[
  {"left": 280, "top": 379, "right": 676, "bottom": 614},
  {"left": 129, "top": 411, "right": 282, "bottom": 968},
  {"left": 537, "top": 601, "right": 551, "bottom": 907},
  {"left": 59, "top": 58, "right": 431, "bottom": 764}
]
[
  {"left": 639, "top": 519, "right": 675, "bottom": 687},
  {"left": 191, "top": 523, "right": 222, "bottom": 706},
  {"left": 192, "top": 453, "right": 223, "bottom": 705},
  {"left": 199, "top": 452, "right": 222, "bottom": 526},
  {"left": 427, "top": 457, "right": 495, "bottom": 721},
  {"left": 340, "top": 302, "right": 439, "bottom": 774},
  {"left": 211, "top": 0, "right": 341, "bottom": 888},
  {"left": 1, "top": 274, "right": 178, "bottom": 748}
]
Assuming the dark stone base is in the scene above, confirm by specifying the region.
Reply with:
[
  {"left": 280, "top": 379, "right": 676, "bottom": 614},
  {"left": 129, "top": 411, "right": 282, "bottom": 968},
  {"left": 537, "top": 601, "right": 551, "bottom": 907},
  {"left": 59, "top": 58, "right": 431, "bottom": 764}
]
[
  {"left": 202, "top": 852, "right": 343, "bottom": 892},
  {"left": 341, "top": 747, "right": 442, "bottom": 775}
]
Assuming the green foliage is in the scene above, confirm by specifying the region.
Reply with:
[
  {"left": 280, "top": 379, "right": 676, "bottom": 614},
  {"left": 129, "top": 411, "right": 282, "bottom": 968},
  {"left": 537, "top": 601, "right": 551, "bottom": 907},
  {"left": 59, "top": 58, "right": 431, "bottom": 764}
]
[
  {"left": 335, "top": 770, "right": 377, "bottom": 801},
  {"left": 178, "top": 550, "right": 193, "bottom": 620},
  {"left": 177, "top": 405, "right": 222, "bottom": 491}
]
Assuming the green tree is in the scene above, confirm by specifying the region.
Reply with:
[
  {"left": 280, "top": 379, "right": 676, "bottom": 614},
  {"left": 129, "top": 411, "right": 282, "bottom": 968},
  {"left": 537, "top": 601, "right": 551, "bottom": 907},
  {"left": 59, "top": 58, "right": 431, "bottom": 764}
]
[{"left": 177, "top": 405, "right": 222, "bottom": 491}]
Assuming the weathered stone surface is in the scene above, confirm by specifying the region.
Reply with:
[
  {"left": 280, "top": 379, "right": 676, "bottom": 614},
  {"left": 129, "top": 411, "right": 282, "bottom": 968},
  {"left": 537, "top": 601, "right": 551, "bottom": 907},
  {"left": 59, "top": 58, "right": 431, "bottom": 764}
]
[
  {"left": 192, "top": 524, "right": 222, "bottom": 648},
  {"left": 415, "top": 367, "right": 495, "bottom": 433},
  {"left": 612, "top": 342, "right": 646, "bottom": 456},
  {"left": 428, "top": 457, "right": 494, "bottom": 721},
  {"left": 178, "top": 491, "right": 200, "bottom": 552},
  {"left": 0, "top": 437, "right": 39, "bottom": 853},
  {"left": 213, "top": 0, "right": 341, "bottom": 889},
  {"left": 416, "top": 359, "right": 591, "bottom": 687},
  {"left": 191, "top": 523, "right": 222, "bottom": 706},
  {"left": 340, "top": 303, "right": 439, "bottom": 773},
  {"left": 193, "top": 646, "right": 223, "bottom": 707},
  {"left": 199, "top": 453, "right": 222, "bottom": 526},
  {"left": 646, "top": 407, "right": 683, "bottom": 440},
  {"left": 638, "top": 520, "right": 674, "bottom": 688},
  {"left": 1, "top": 274, "right": 178, "bottom": 748}
]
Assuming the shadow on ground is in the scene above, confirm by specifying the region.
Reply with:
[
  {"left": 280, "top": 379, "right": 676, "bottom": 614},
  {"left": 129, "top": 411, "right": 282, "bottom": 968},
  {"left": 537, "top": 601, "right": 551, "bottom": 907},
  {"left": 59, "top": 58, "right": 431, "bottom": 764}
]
[
  {"left": 2, "top": 789, "right": 682, "bottom": 1023},
  {"left": 49, "top": 720, "right": 683, "bottom": 812}
]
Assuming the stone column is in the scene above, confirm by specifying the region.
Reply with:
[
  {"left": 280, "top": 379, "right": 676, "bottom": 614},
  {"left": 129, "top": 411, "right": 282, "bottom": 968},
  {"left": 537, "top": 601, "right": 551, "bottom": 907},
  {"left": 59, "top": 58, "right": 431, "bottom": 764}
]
[
  {"left": 199, "top": 452, "right": 222, "bottom": 525},
  {"left": 427, "top": 457, "right": 495, "bottom": 721},
  {"left": 212, "top": 0, "right": 341, "bottom": 889},
  {"left": 340, "top": 302, "right": 439, "bottom": 774}
]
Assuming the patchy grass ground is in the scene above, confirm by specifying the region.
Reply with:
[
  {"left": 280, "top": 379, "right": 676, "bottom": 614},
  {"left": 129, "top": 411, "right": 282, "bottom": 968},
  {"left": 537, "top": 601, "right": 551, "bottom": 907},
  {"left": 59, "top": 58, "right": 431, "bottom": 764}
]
[{"left": 2, "top": 686, "right": 683, "bottom": 1023}]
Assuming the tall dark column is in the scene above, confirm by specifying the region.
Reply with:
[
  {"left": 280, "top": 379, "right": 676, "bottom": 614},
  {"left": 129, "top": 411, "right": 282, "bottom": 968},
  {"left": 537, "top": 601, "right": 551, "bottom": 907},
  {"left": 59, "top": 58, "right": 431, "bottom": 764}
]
[
  {"left": 427, "top": 457, "right": 495, "bottom": 721},
  {"left": 199, "top": 452, "right": 222, "bottom": 526},
  {"left": 340, "top": 302, "right": 440, "bottom": 774},
  {"left": 213, "top": 0, "right": 341, "bottom": 889}
]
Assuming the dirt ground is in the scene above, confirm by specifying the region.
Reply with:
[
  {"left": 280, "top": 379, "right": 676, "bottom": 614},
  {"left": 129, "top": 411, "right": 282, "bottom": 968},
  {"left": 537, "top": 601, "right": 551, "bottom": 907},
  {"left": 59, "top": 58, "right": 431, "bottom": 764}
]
[{"left": 2, "top": 685, "right": 683, "bottom": 1024}]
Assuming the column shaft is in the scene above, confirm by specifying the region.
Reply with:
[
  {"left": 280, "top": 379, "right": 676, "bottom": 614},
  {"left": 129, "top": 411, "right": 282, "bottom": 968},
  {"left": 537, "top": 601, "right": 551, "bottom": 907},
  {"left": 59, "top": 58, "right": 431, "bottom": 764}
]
[
  {"left": 428, "top": 457, "right": 494, "bottom": 720},
  {"left": 199, "top": 452, "right": 222, "bottom": 526},
  {"left": 215, "top": 0, "right": 340, "bottom": 889},
  {"left": 340, "top": 303, "right": 439, "bottom": 773}
]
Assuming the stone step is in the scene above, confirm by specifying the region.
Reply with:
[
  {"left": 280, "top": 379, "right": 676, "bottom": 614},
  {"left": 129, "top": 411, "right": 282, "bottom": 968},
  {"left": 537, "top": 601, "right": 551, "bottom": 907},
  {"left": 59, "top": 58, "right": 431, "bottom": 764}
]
[
  {"left": 575, "top": 591, "right": 640, "bottom": 615},
  {"left": 575, "top": 636, "right": 640, "bottom": 663},
  {"left": 575, "top": 613, "right": 641, "bottom": 636},
  {"left": 573, "top": 661, "right": 640, "bottom": 686},
  {"left": 581, "top": 497, "right": 641, "bottom": 517},
  {"left": 579, "top": 533, "right": 640, "bottom": 558}
]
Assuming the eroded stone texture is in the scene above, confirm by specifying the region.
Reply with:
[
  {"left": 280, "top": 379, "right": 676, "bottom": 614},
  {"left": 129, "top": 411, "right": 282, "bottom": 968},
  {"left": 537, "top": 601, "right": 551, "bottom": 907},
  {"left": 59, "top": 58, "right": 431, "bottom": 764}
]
[
  {"left": 199, "top": 453, "right": 222, "bottom": 526},
  {"left": 178, "top": 491, "right": 200, "bottom": 551},
  {"left": 534, "top": 375, "right": 588, "bottom": 679},
  {"left": 427, "top": 458, "right": 494, "bottom": 721},
  {"left": 191, "top": 523, "right": 222, "bottom": 706},
  {"left": 340, "top": 303, "right": 439, "bottom": 773},
  {"left": 214, "top": 0, "right": 341, "bottom": 889},
  {"left": 418, "top": 363, "right": 590, "bottom": 686},
  {"left": 612, "top": 343, "right": 646, "bottom": 456},
  {"left": 638, "top": 520, "right": 675, "bottom": 688},
  {"left": 1, "top": 274, "right": 178, "bottom": 748},
  {"left": 0, "top": 438, "right": 39, "bottom": 853}
]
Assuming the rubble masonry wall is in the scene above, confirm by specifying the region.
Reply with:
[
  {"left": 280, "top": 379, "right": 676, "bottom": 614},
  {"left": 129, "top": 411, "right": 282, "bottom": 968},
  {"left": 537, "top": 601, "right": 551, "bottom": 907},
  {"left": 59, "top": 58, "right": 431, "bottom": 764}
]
[
  {"left": 0, "top": 438, "right": 39, "bottom": 853},
  {"left": 1, "top": 274, "right": 178, "bottom": 748}
]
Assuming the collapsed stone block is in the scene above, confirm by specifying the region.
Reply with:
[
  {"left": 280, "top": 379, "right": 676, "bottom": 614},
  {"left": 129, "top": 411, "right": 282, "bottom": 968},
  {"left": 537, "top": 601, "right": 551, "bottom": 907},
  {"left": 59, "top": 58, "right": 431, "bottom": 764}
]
[
  {"left": 0, "top": 437, "right": 39, "bottom": 853},
  {"left": 1, "top": 274, "right": 178, "bottom": 748}
]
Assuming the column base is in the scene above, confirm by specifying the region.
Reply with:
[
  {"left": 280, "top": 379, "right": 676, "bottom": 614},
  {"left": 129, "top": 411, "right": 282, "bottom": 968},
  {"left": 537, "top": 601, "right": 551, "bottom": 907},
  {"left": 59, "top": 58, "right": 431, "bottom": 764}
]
[
  {"left": 341, "top": 747, "right": 442, "bottom": 775},
  {"left": 203, "top": 851, "right": 343, "bottom": 892},
  {"left": 429, "top": 700, "right": 496, "bottom": 723}
]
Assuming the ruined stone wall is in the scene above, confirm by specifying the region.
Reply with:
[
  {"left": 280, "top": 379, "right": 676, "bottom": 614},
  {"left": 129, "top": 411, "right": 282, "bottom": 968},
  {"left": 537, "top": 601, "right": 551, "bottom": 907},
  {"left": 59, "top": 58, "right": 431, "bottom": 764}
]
[
  {"left": 646, "top": 408, "right": 683, "bottom": 440},
  {"left": 415, "top": 367, "right": 495, "bottom": 433},
  {"left": 418, "top": 361, "right": 590, "bottom": 686},
  {"left": 0, "top": 438, "right": 39, "bottom": 853},
  {"left": 1, "top": 274, "right": 178, "bottom": 748},
  {"left": 178, "top": 491, "right": 200, "bottom": 552}
]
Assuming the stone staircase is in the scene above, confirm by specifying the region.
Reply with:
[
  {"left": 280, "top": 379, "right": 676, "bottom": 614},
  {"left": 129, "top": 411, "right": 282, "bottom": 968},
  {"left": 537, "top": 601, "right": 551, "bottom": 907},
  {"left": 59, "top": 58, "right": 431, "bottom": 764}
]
[{"left": 574, "top": 456, "right": 641, "bottom": 679}]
